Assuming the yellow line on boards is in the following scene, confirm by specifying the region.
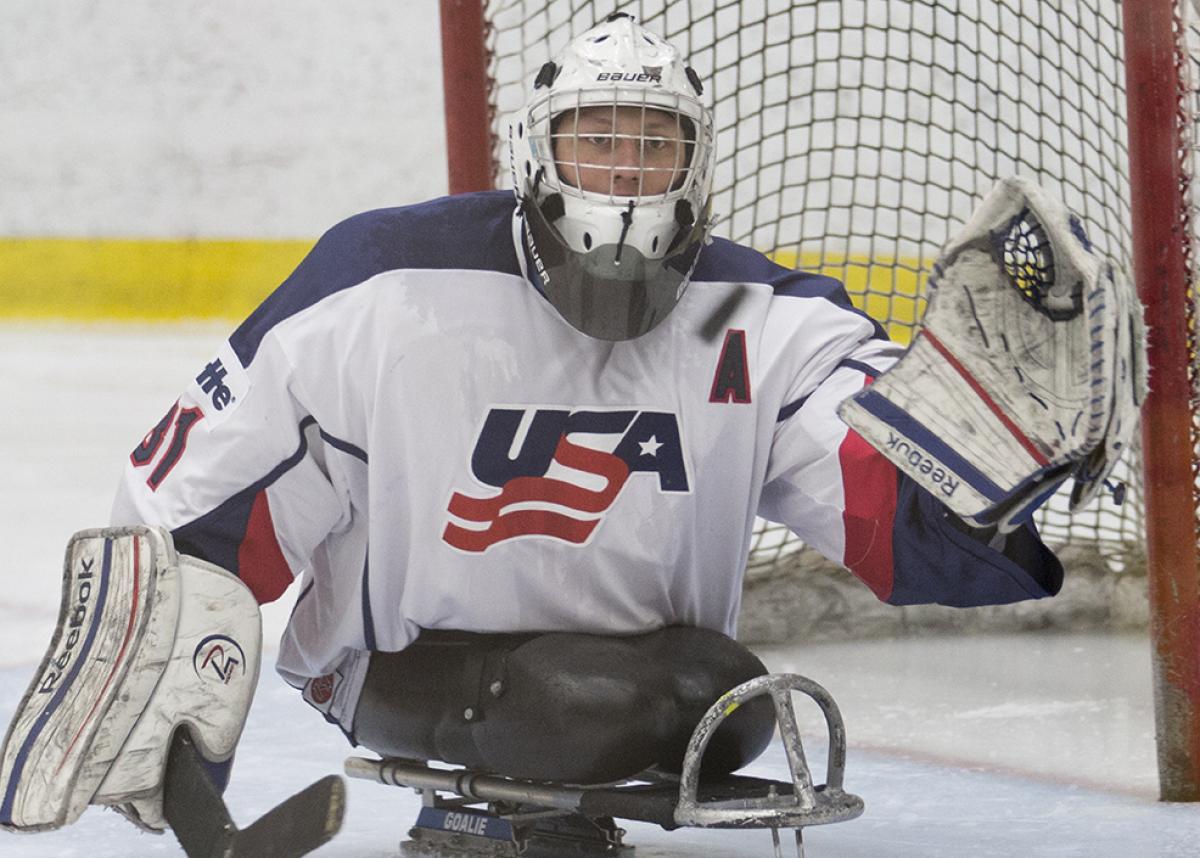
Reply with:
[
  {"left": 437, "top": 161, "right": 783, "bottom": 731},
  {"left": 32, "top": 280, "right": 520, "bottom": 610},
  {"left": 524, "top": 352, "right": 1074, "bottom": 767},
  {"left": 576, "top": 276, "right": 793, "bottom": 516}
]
[
  {"left": 0, "top": 239, "right": 927, "bottom": 341},
  {"left": 0, "top": 238, "right": 313, "bottom": 321},
  {"left": 769, "top": 250, "right": 928, "bottom": 345}
]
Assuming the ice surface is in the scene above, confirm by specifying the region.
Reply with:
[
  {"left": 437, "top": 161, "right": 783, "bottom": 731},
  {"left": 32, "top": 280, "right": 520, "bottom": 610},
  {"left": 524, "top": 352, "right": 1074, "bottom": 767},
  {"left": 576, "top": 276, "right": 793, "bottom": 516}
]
[{"left": 0, "top": 323, "right": 1195, "bottom": 856}]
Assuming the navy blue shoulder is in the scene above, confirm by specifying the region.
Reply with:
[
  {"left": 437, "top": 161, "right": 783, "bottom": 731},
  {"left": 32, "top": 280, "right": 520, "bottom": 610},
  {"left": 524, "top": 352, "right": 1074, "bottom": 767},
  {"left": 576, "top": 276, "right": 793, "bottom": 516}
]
[
  {"left": 231, "top": 190, "right": 520, "bottom": 366},
  {"left": 692, "top": 237, "right": 886, "bottom": 339}
]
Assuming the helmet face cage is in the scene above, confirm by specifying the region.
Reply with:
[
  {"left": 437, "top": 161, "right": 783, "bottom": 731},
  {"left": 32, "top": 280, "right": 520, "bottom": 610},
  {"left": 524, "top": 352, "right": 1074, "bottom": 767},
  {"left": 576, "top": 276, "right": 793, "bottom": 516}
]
[
  {"left": 527, "top": 86, "right": 713, "bottom": 209},
  {"left": 508, "top": 15, "right": 716, "bottom": 340}
]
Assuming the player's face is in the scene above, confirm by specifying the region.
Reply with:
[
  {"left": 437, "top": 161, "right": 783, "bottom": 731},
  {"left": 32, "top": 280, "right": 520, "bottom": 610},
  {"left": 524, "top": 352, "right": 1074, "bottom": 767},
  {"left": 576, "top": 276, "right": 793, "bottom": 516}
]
[{"left": 552, "top": 105, "right": 689, "bottom": 197}]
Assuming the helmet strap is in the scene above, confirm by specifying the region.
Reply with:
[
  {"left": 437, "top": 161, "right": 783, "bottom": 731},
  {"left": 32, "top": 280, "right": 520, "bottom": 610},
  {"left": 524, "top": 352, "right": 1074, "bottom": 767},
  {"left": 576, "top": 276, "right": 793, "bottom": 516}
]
[{"left": 614, "top": 201, "right": 636, "bottom": 263}]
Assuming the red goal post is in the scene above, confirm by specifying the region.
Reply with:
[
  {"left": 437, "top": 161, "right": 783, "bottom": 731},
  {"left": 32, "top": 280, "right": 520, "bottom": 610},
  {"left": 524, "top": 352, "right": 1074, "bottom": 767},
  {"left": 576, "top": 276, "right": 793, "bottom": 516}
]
[
  {"left": 439, "top": 0, "right": 1200, "bottom": 800},
  {"left": 1123, "top": 0, "right": 1200, "bottom": 804}
]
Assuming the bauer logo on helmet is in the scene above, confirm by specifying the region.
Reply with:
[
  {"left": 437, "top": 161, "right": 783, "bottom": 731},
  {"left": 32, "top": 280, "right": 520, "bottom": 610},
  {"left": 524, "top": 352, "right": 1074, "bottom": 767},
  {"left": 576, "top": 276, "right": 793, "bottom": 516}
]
[{"left": 596, "top": 71, "right": 662, "bottom": 83}]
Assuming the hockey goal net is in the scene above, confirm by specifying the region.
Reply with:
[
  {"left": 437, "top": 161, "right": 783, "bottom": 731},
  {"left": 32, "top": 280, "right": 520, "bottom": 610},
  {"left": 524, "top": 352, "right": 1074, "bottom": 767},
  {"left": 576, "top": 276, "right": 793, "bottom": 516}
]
[
  {"left": 440, "top": 0, "right": 1200, "bottom": 798},
  {"left": 462, "top": 0, "right": 1141, "bottom": 573}
]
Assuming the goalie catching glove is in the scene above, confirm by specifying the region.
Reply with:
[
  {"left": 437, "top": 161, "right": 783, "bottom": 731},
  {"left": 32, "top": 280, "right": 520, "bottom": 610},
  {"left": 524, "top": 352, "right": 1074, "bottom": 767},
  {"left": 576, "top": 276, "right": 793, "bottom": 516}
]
[{"left": 838, "top": 176, "right": 1147, "bottom": 532}]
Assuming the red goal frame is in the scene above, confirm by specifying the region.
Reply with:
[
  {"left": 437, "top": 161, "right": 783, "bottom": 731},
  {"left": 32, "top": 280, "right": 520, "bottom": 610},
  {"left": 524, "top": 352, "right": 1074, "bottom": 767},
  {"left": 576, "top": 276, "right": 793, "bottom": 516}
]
[{"left": 1123, "top": 0, "right": 1200, "bottom": 803}]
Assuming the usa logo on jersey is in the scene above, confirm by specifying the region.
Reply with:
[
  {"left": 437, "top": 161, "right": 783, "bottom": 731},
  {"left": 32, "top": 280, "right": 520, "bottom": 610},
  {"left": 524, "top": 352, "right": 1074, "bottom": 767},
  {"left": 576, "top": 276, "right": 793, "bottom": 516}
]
[{"left": 443, "top": 407, "right": 690, "bottom": 552}]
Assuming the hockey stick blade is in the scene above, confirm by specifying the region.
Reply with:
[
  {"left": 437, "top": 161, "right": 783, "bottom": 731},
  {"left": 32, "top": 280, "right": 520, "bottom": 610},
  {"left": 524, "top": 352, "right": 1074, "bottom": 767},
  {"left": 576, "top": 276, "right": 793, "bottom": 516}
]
[{"left": 163, "top": 729, "right": 345, "bottom": 858}]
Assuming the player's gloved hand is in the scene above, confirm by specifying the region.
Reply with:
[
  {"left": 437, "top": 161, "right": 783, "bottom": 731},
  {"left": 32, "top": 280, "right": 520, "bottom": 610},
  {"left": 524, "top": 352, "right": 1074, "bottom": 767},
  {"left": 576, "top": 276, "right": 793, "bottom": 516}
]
[{"left": 838, "top": 176, "right": 1146, "bottom": 532}]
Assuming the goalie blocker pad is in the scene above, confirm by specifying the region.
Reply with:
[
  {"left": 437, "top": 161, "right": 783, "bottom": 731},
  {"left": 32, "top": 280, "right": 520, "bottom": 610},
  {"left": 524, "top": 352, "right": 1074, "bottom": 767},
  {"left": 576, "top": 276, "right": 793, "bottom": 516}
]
[
  {"left": 0, "top": 526, "right": 261, "bottom": 833},
  {"left": 838, "top": 176, "right": 1146, "bottom": 531}
]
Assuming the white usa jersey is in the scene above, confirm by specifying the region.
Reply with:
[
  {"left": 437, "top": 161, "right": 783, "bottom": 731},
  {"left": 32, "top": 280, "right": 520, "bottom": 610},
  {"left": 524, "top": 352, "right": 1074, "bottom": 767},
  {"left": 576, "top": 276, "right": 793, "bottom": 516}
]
[{"left": 112, "top": 191, "right": 1061, "bottom": 709}]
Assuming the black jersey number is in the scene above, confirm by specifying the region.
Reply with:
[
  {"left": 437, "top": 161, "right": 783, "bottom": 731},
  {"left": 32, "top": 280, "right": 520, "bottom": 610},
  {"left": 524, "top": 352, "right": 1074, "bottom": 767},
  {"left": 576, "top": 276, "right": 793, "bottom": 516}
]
[{"left": 130, "top": 402, "right": 205, "bottom": 490}]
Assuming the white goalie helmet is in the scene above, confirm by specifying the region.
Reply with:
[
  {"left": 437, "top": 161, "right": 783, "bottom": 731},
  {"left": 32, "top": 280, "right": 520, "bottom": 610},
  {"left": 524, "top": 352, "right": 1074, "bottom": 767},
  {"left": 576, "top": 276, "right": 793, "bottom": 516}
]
[{"left": 509, "top": 13, "right": 715, "bottom": 341}]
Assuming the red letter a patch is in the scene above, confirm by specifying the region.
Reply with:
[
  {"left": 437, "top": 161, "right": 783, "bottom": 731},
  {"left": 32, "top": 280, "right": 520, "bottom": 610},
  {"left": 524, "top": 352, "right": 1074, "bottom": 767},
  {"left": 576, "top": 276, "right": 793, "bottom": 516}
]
[{"left": 709, "top": 329, "right": 751, "bottom": 404}]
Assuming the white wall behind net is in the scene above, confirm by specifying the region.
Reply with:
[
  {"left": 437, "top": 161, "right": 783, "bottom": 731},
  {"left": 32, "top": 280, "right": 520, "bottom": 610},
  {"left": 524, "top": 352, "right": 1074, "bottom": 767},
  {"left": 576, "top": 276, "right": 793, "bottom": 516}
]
[{"left": 0, "top": 0, "right": 449, "bottom": 239}]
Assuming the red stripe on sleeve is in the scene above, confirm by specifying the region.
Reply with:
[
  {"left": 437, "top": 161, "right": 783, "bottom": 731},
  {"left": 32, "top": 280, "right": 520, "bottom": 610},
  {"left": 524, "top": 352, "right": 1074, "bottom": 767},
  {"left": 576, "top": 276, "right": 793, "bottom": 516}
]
[
  {"left": 237, "top": 489, "right": 294, "bottom": 604},
  {"left": 838, "top": 427, "right": 898, "bottom": 602}
]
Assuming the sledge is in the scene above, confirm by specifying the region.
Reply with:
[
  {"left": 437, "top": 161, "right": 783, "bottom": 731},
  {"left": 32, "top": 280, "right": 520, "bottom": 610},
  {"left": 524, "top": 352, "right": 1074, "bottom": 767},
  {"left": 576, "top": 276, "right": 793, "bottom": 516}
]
[{"left": 345, "top": 673, "right": 864, "bottom": 857}]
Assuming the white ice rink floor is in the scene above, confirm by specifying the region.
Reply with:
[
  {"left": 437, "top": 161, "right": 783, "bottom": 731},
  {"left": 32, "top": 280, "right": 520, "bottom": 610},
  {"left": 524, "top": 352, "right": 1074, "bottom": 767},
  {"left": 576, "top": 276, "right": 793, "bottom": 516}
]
[{"left": 0, "top": 323, "right": 1197, "bottom": 856}]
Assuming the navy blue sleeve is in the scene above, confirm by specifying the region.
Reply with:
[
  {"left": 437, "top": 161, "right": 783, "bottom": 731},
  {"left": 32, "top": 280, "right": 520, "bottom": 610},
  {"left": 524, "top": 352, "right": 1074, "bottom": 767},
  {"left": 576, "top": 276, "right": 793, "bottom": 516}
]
[{"left": 886, "top": 475, "right": 1063, "bottom": 607}]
